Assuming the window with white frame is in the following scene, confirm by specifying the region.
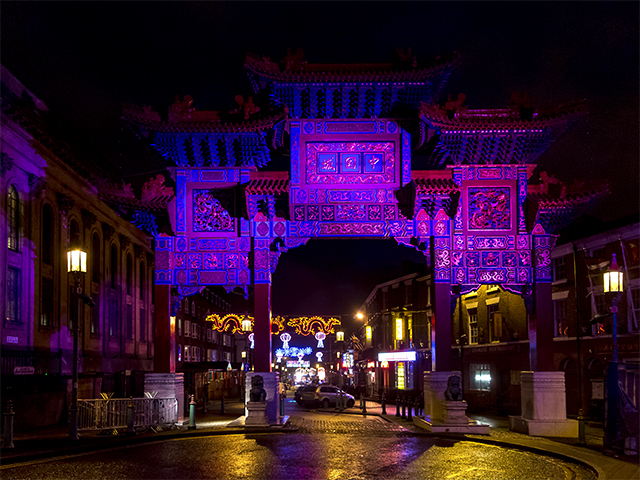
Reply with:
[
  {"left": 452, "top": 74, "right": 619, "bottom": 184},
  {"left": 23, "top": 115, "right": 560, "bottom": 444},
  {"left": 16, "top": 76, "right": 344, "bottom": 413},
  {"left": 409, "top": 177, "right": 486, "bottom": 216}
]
[
  {"left": 552, "top": 256, "right": 567, "bottom": 282},
  {"left": 191, "top": 323, "right": 199, "bottom": 339},
  {"left": 487, "top": 302, "right": 500, "bottom": 342},
  {"left": 223, "top": 351, "right": 231, "bottom": 362},
  {"left": 7, "top": 185, "right": 20, "bottom": 251},
  {"left": 6, "top": 266, "right": 21, "bottom": 324},
  {"left": 593, "top": 294, "right": 609, "bottom": 335},
  {"left": 184, "top": 346, "right": 190, "bottom": 362},
  {"left": 630, "top": 287, "right": 639, "bottom": 332},
  {"left": 553, "top": 299, "right": 568, "bottom": 337},
  {"left": 184, "top": 320, "right": 191, "bottom": 337},
  {"left": 178, "top": 345, "right": 182, "bottom": 362},
  {"left": 468, "top": 308, "right": 479, "bottom": 344},
  {"left": 178, "top": 318, "right": 182, "bottom": 337},
  {"left": 223, "top": 334, "right": 231, "bottom": 346}
]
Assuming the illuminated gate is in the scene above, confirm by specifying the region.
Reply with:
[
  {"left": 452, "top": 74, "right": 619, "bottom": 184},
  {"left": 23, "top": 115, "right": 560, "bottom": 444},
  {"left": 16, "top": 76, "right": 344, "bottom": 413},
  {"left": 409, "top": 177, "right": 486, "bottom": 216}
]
[{"left": 124, "top": 49, "right": 599, "bottom": 374}]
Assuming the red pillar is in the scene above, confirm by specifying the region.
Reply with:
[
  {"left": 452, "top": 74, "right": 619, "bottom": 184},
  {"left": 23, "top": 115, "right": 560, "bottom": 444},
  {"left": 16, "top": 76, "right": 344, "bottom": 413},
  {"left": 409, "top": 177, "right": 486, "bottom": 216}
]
[
  {"left": 432, "top": 282, "right": 452, "bottom": 372},
  {"left": 154, "top": 284, "right": 175, "bottom": 373},
  {"left": 528, "top": 282, "right": 554, "bottom": 371},
  {"left": 253, "top": 283, "right": 272, "bottom": 373}
]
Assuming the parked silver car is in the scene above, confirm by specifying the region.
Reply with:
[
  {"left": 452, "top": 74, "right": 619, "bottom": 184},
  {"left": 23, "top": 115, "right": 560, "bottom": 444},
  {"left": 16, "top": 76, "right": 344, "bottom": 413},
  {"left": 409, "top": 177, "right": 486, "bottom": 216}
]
[{"left": 300, "top": 385, "right": 355, "bottom": 408}]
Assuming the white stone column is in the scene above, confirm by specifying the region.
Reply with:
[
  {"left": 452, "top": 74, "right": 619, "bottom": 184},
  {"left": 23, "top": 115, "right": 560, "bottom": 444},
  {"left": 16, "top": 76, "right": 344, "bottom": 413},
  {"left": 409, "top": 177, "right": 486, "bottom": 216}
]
[
  {"left": 145, "top": 372, "right": 185, "bottom": 424},
  {"left": 509, "top": 371, "right": 578, "bottom": 437},
  {"left": 423, "top": 371, "right": 460, "bottom": 422},
  {"left": 245, "top": 372, "right": 280, "bottom": 425}
]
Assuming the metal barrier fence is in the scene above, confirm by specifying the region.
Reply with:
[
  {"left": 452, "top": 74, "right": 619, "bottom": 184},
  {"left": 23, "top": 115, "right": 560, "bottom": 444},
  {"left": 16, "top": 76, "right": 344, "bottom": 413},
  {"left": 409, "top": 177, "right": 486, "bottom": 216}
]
[
  {"left": 77, "top": 397, "right": 178, "bottom": 431},
  {"left": 619, "top": 362, "right": 639, "bottom": 409}
]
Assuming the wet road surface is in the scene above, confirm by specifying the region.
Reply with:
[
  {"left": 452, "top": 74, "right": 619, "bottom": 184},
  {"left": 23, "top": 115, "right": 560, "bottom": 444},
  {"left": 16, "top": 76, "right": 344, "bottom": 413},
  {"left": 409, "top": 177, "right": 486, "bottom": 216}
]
[{"left": 1, "top": 420, "right": 596, "bottom": 479}]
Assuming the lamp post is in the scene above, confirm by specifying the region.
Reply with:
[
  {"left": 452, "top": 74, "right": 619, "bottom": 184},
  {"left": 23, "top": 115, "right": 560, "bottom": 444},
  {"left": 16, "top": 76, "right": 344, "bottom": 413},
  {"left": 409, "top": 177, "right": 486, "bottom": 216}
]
[
  {"left": 603, "top": 253, "right": 624, "bottom": 454},
  {"left": 67, "top": 248, "right": 87, "bottom": 440}
]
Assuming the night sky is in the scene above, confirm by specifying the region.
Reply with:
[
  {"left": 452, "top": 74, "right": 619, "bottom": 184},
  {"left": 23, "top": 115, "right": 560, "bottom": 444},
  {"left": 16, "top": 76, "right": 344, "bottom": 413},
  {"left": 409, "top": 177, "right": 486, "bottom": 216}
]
[{"left": 2, "top": 2, "right": 638, "bottom": 327}]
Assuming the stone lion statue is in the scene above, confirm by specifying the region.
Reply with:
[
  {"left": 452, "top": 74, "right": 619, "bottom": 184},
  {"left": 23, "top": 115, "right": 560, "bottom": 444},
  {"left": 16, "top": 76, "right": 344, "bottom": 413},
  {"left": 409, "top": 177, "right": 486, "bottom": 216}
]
[
  {"left": 249, "top": 375, "right": 267, "bottom": 402},
  {"left": 444, "top": 375, "right": 463, "bottom": 401}
]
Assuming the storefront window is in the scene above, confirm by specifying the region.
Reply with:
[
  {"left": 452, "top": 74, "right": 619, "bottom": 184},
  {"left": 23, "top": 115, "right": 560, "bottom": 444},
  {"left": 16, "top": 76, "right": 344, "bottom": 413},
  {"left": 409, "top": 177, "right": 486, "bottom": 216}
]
[
  {"left": 470, "top": 363, "right": 491, "bottom": 391},
  {"left": 397, "top": 362, "right": 405, "bottom": 389}
]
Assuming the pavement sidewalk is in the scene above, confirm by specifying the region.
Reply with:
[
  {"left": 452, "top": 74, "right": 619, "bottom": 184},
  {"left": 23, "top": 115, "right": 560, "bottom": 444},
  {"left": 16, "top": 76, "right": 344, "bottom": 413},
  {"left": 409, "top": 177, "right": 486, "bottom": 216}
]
[{"left": 2, "top": 396, "right": 638, "bottom": 480}]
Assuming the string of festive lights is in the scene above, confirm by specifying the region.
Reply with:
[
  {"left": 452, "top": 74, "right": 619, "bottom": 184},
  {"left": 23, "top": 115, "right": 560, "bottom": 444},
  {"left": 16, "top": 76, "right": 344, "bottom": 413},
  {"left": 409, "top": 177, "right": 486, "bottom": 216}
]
[{"left": 205, "top": 314, "right": 342, "bottom": 336}]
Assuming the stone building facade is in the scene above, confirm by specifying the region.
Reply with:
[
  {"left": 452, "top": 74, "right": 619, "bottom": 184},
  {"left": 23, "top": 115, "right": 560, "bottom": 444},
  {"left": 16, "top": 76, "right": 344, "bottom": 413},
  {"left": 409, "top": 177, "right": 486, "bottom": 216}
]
[{"left": 1, "top": 66, "right": 155, "bottom": 427}]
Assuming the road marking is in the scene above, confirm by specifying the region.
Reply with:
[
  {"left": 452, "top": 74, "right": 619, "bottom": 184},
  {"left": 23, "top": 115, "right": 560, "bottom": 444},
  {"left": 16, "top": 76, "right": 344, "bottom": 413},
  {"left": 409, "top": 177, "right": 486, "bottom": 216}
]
[{"left": 446, "top": 466, "right": 477, "bottom": 478}]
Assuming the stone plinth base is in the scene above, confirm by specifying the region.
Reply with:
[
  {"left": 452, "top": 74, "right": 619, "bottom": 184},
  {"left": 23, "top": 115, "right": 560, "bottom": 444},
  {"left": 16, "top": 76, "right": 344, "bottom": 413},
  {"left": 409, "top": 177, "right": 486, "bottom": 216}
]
[
  {"left": 144, "top": 373, "right": 184, "bottom": 424},
  {"left": 510, "top": 371, "right": 577, "bottom": 438},
  {"left": 509, "top": 415, "right": 578, "bottom": 437},
  {"left": 423, "top": 371, "right": 461, "bottom": 423},
  {"left": 245, "top": 372, "right": 280, "bottom": 425},
  {"left": 442, "top": 400, "right": 471, "bottom": 425},
  {"left": 413, "top": 414, "right": 490, "bottom": 434},
  {"left": 245, "top": 401, "right": 269, "bottom": 427}
]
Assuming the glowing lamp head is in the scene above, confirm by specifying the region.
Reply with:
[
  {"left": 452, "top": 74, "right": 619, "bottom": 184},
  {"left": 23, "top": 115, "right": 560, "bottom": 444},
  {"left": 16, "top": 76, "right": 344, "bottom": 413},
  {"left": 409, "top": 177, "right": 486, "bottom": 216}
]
[
  {"left": 67, "top": 249, "right": 87, "bottom": 273},
  {"left": 604, "top": 254, "right": 624, "bottom": 293},
  {"left": 241, "top": 317, "right": 253, "bottom": 332},
  {"left": 356, "top": 312, "right": 364, "bottom": 320},
  {"left": 336, "top": 331, "right": 344, "bottom": 342}
]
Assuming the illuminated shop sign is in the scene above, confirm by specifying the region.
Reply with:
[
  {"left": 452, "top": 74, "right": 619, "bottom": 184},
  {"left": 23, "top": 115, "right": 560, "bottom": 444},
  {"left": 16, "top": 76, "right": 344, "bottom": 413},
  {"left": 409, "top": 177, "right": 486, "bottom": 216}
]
[
  {"left": 377, "top": 351, "right": 416, "bottom": 362},
  {"left": 395, "top": 318, "right": 403, "bottom": 341},
  {"left": 287, "top": 360, "right": 310, "bottom": 368}
]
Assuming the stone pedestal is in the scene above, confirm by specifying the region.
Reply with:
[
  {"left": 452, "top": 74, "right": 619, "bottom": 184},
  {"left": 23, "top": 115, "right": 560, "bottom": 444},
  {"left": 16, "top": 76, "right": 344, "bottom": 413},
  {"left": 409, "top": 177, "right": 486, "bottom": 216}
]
[
  {"left": 245, "top": 372, "right": 279, "bottom": 425},
  {"left": 144, "top": 372, "right": 185, "bottom": 424},
  {"left": 245, "top": 401, "right": 269, "bottom": 427},
  {"left": 414, "top": 371, "right": 490, "bottom": 434},
  {"left": 442, "top": 401, "right": 470, "bottom": 424},
  {"left": 509, "top": 371, "right": 578, "bottom": 438}
]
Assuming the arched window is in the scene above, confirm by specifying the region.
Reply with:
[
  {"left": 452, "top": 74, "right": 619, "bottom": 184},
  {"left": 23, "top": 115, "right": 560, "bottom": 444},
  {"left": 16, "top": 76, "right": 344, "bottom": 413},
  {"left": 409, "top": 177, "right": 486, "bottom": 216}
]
[
  {"left": 69, "top": 219, "right": 80, "bottom": 248},
  {"left": 92, "top": 233, "right": 100, "bottom": 283},
  {"left": 42, "top": 204, "right": 54, "bottom": 265},
  {"left": 126, "top": 254, "right": 132, "bottom": 295},
  {"left": 7, "top": 185, "right": 19, "bottom": 251},
  {"left": 139, "top": 262, "right": 145, "bottom": 300},
  {"left": 110, "top": 244, "right": 118, "bottom": 290}
]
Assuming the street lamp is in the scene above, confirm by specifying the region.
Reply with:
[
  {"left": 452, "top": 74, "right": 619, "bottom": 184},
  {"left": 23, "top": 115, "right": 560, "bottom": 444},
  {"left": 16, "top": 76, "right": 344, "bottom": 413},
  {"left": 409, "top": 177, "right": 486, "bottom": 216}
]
[
  {"left": 603, "top": 253, "right": 624, "bottom": 454},
  {"left": 67, "top": 248, "right": 87, "bottom": 440},
  {"left": 241, "top": 315, "right": 253, "bottom": 333}
]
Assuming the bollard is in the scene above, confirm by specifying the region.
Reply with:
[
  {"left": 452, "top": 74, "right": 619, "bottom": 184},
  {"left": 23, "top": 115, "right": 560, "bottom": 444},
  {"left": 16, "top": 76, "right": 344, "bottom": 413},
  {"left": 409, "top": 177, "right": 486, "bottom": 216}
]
[
  {"left": 381, "top": 392, "right": 387, "bottom": 415},
  {"left": 407, "top": 396, "right": 413, "bottom": 421},
  {"left": 188, "top": 395, "right": 196, "bottom": 430},
  {"left": 280, "top": 392, "right": 285, "bottom": 417},
  {"left": 359, "top": 393, "right": 364, "bottom": 410},
  {"left": 395, "top": 395, "right": 400, "bottom": 417},
  {"left": 127, "top": 397, "right": 136, "bottom": 435},
  {"left": 3, "top": 400, "right": 15, "bottom": 449},
  {"left": 401, "top": 395, "right": 406, "bottom": 419},
  {"left": 220, "top": 395, "right": 225, "bottom": 415},
  {"left": 362, "top": 394, "right": 367, "bottom": 414}
]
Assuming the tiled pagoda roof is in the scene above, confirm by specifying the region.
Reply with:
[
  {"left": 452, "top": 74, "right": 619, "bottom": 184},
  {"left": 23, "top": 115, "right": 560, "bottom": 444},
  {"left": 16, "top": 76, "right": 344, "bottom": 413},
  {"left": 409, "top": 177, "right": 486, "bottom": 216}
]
[
  {"left": 244, "top": 51, "right": 461, "bottom": 83},
  {"left": 121, "top": 101, "right": 286, "bottom": 168},
  {"left": 527, "top": 178, "right": 609, "bottom": 233},
  {"left": 245, "top": 172, "right": 290, "bottom": 195},
  {"left": 411, "top": 170, "right": 459, "bottom": 194},
  {"left": 419, "top": 100, "right": 587, "bottom": 167},
  {"left": 420, "top": 100, "right": 587, "bottom": 131},
  {"left": 122, "top": 103, "right": 287, "bottom": 134}
]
